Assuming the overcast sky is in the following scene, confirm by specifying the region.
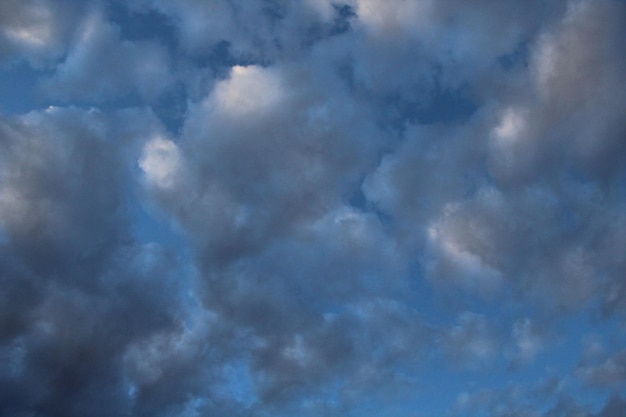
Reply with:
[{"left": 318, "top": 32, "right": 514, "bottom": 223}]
[{"left": 1, "top": 0, "right": 626, "bottom": 416}]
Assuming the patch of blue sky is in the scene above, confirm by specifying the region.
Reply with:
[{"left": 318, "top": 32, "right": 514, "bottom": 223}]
[
  {"left": 106, "top": 1, "right": 177, "bottom": 51},
  {"left": 497, "top": 40, "right": 531, "bottom": 71},
  {"left": 128, "top": 193, "right": 187, "bottom": 253},
  {"left": 303, "top": 3, "right": 356, "bottom": 47},
  {"left": 0, "top": 62, "right": 52, "bottom": 114},
  {"left": 216, "top": 358, "right": 258, "bottom": 408},
  {"left": 377, "top": 83, "right": 478, "bottom": 134}
]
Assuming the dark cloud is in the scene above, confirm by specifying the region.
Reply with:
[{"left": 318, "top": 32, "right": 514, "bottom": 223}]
[{"left": 0, "top": 108, "right": 203, "bottom": 416}]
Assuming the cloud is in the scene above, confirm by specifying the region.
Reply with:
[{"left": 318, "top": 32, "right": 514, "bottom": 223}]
[
  {"left": 140, "top": 136, "right": 183, "bottom": 189},
  {"left": 126, "top": 0, "right": 354, "bottom": 61},
  {"left": 0, "top": 107, "right": 210, "bottom": 416},
  {"left": 1, "top": 0, "right": 626, "bottom": 416},
  {"left": 0, "top": 0, "right": 83, "bottom": 67},
  {"left": 147, "top": 61, "right": 383, "bottom": 265},
  {"left": 361, "top": 0, "right": 626, "bottom": 316},
  {"left": 442, "top": 312, "right": 500, "bottom": 368},
  {"left": 451, "top": 380, "right": 602, "bottom": 417},
  {"left": 42, "top": 11, "right": 174, "bottom": 102},
  {"left": 135, "top": 56, "right": 441, "bottom": 412},
  {"left": 510, "top": 318, "right": 544, "bottom": 365},
  {"left": 488, "top": 0, "right": 626, "bottom": 184},
  {"left": 577, "top": 350, "right": 626, "bottom": 388},
  {"left": 597, "top": 396, "right": 626, "bottom": 417}
]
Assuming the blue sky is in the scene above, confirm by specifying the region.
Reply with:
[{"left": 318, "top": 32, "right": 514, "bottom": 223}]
[{"left": 1, "top": 1, "right": 626, "bottom": 416}]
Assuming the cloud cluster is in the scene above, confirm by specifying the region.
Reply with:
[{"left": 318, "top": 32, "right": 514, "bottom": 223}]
[
  {"left": 43, "top": 12, "right": 173, "bottom": 102},
  {"left": 363, "top": 0, "right": 626, "bottom": 314},
  {"left": 1, "top": 0, "right": 625, "bottom": 416},
  {"left": 0, "top": 108, "right": 190, "bottom": 416}
]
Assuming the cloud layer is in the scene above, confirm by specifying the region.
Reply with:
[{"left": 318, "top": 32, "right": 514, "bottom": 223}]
[{"left": 1, "top": 0, "right": 625, "bottom": 416}]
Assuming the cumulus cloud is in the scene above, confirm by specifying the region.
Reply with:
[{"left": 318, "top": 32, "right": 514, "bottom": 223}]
[
  {"left": 361, "top": 0, "right": 626, "bottom": 316},
  {"left": 140, "top": 136, "right": 182, "bottom": 189},
  {"left": 136, "top": 59, "right": 428, "bottom": 411},
  {"left": 0, "top": 0, "right": 83, "bottom": 67},
  {"left": 42, "top": 11, "right": 174, "bottom": 102},
  {"left": 0, "top": 107, "right": 208, "bottom": 416},
  {"left": 1, "top": 0, "right": 625, "bottom": 415}
]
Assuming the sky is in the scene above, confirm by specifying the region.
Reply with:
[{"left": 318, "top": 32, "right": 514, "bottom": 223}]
[{"left": 0, "top": 0, "right": 626, "bottom": 416}]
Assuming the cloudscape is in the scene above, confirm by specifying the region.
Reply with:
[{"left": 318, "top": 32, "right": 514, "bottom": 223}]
[{"left": 1, "top": 0, "right": 626, "bottom": 416}]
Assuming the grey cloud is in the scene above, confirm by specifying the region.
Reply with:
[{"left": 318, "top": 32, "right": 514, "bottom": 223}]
[
  {"left": 138, "top": 0, "right": 626, "bottom": 412},
  {"left": 137, "top": 58, "right": 439, "bottom": 411},
  {"left": 361, "top": 0, "right": 626, "bottom": 315},
  {"left": 0, "top": 0, "right": 84, "bottom": 68},
  {"left": 577, "top": 350, "right": 626, "bottom": 388},
  {"left": 424, "top": 182, "right": 606, "bottom": 310},
  {"left": 452, "top": 373, "right": 626, "bottom": 417},
  {"left": 451, "top": 384, "right": 541, "bottom": 417},
  {"left": 452, "top": 382, "right": 595, "bottom": 417},
  {"left": 146, "top": 62, "right": 383, "bottom": 266},
  {"left": 0, "top": 107, "right": 220, "bottom": 417},
  {"left": 597, "top": 396, "right": 626, "bottom": 417},
  {"left": 42, "top": 12, "right": 174, "bottom": 103},
  {"left": 1, "top": 0, "right": 626, "bottom": 415},
  {"left": 312, "top": 0, "right": 567, "bottom": 108},
  {"left": 488, "top": 0, "right": 626, "bottom": 185},
  {"left": 0, "top": 108, "right": 129, "bottom": 276},
  {"left": 125, "top": 0, "right": 354, "bottom": 61},
  {"left": 441, "top": 312, "right": 500, "bottom": 368}
]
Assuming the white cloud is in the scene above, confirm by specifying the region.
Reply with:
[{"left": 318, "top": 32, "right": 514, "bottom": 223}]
[
  {"left": 353, "top": 0, "right": 431, "bottom": 37},
  {"left": 140, "top": 137, "right": 182, "bottom": 189},
  {"left": 213, "top": 65, "right": 285, "bottom": 118},
  {"left": 492, "top": 107, "right": 526, "bottom": 146}
]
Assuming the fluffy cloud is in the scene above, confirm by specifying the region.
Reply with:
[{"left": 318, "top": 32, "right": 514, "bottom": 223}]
[
  {"left": 43, "top": 12, "right": 174, "bottom": 102},
  {"left": 137, "top": 60, "right": 427, "bottom": 411},
  {"left": 0, "top": 107, "right": 231, "bottom": 416},
  {"left": 361, "top": 0, "right": 626, "bottom": 316},
  {"left": 0, "top": 0, "right": 82, "bottom": 67},
  {"left": 1, "top": 0, "right": 625, "bottom": 415}
]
